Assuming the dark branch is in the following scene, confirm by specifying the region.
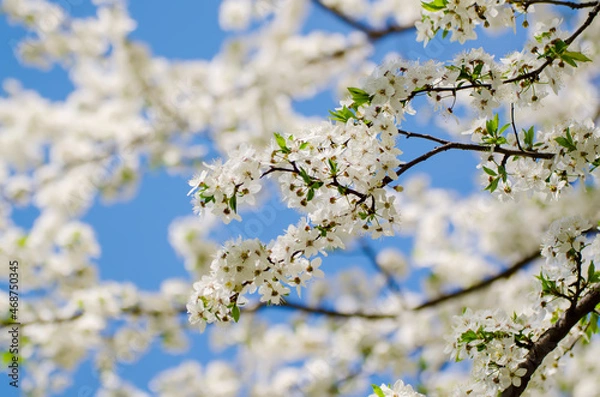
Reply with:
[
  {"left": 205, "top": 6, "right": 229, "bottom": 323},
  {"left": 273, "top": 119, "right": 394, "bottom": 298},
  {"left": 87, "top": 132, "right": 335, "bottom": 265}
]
[
  {"left": 510, "top": 103, "right": 526, "bottom": 152},
  {"left": 511, "top": 0, "right": 598, "bottom": 11},
  {"left": 360, "top": 240, "right": 403, "bottom": 292},
  {"left": 381, "top": 130, "right": 555, "bottom": 185},
  {"left": 501, "top": 285, "right": 600, "bottom": 396},
  {"left": 246, "top": 300, "right": 397, "bottom": 320},
  {"left": 504, "top": 1, "right": 600, "bottom": 84},
  {"left": 414, "top": 250, "right": 541, "bottom": 310},
  {"left": 312, "top": 0, "right": 414, "bottom": 40}
]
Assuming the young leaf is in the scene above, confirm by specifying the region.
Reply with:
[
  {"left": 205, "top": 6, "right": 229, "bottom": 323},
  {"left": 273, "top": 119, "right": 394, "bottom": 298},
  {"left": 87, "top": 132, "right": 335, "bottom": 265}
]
[
  {"left": 485, "top": 177, "right": 500, "bottom": 193},
  {"left": 298, "top": 167, "right": 312, "bottom": 185},
  {"left": 328, "top": 158, "right": 338, "bottom": 174},
  {"left": 231, "top": 305, "right": 240, "bottom": 322},
  {"left": 563, "top": 51, "right": 592, "bottom": 62},
  {"left": 371, "top": 384, "right": 386, "bottom": 397},
  {"left": 421, "top": 0, "right": 448, "bottom": 12},
  {"left": 482, "top": 166, "right": 497, "bottom": 176},
  {"left": 523, "top": 126, "right": 534, "bottom": 149},
  {"left": 274, "top": 132, "right": 291, "bottom": 153},
  {"left": 554, "top": 137, "right": 576, "bottom": 152},
  {"left": 347, "top": 87, "right": 373, "bottom": 108},
  {"left": 486, "top": 114, "right": 500, "bottom": 136},
  {"left": 229, "top": 195, "right": 237, "bottom": 213},
  {"left": 329, "top": 106, "right": 356, "bottom": 123},
  {"left": 499, "top": 123, "right": 511, "bottom": 135}
]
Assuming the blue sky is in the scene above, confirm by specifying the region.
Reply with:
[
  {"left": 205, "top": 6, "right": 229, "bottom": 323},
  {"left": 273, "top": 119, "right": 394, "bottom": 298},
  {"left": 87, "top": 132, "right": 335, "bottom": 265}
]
[{"left": 0, "top": 1, "right": 533, "bottom": 395}]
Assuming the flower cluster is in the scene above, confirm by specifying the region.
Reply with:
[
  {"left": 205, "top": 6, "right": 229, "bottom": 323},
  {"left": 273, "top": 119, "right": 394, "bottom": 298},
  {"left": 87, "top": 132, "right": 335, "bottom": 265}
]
[
  {"left": 477, "top": 120, "right": 600, "bottom": 200},
  {"left": 538, "top": 216, "right": 600, "bottom": 305},
  {"left": 187, "top": 234, "right": 327, "bottom": 331},
  {"left": 369, "top": 380, "right": 425, "bottom": 397},
  {"left": 416, "top": 0, "right": 516, "bottom": 44},
  {"left": 446, "top": 308, "right": 531, "bottom": 395}
]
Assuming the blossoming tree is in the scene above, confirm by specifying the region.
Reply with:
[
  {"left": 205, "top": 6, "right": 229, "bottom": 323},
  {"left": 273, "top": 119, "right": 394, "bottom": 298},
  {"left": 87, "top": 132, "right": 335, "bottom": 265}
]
[{"left": 1, "top": 0, "right": 600, "bottom": 396}]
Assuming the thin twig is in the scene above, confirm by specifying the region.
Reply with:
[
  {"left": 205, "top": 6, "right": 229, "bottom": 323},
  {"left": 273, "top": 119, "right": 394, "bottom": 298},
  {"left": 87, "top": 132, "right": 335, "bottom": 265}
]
[
  {"left": 360, "top": 240, "right": 403, "bottom": 292},
  {"left": 510, "top": 103, "right": 526, "bottom": 152},
  {"left": 312, "top": 0, "right": 414, "bottom": 40},
  {"left": 414, "top": 250, "right": 541, "bottom": 310},
  {"left": 512, "top": 0, "right": 598, "bottom": 10},
  {"left": 245, "top": 300, "right": 397, "bottom": 319}
]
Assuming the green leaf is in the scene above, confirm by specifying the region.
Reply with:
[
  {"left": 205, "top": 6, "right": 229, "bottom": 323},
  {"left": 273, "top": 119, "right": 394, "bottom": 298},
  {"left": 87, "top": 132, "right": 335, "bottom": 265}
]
[
  {"left": 482, "top": 166, "right": 497, "bottom": 176},
  {"left": 485, "top": 177, "right": 500, "bottom": 193},
  {"left": 231, "top": 305, "right": 240, "bottom": 322},
  {"left": 473, "top": 63, "right": 483, "bottom": 78},
  {"left": 499, "top": 123, "right": 511, "bottom": 135},
  {"left": 298, "top": 167, "right": 312, "bottom": 185},
  {"left": 329, "top": 106, "right": 356, "bottom": 123},
  {"left": 498, "top": 165, "right": 507, "bottom": 182},
  {"left": 553, "top": 39, "right": 568, "bottom": 54},
  {"left": 229, "top": 195, "right": 237, "bottom": 213},
  {"left": 371, "top": 384, "right": 386, "bottom": 397},
  {"left": 563, "top": 51, "right": 592, "bottom": 62},
  {"left": 534, "top": 31, "right": 552, "bottom": 43},
  {"left": 1, "top": 351, "right": 12, "bottom": 366},
  {"left": 328, "top": 158, "right": 338, "bottom": 174},
  {"left": 347, "top": 87, "right": 369, "bottom": 96},
  {"left": 554, "top": 137, "right": 576, "bottom": 152},
  {"left": 523, "top": 126, "right": 534, "bottom": 149},
  {"left": 421, "top": 0, "right": 448, "bottom": 12},
  {"left": 299, "top": 142, "right": 310, "bottom": 150},
  {"left": 496, "top": 136, "right": 508, "bottom": 145},
  {"left": 307, "top": 188, "right": 315, "bottom": 202},
  {"left": 486, "top": 113, "right": 499, "bottom": 136},
  {"left": 560, "top": 54, "right": 578, "bottom": 68},
  {"left": 588, "top": 261, "right": 596, "bottom": 283},
  {"left": 274, "top": 132, "right": 291, "bottom": 154},
  {"left": 17, "top": 235, "right": 27, "bottom": 248},
  {"left": 588, "top": 260, "right": 600, "bottom": 283},
  {"left": 347, "top": 87, "right": 373, "bottom": 109},
  {"left": 441, "top": 29, "right": 449, "bottom": 39}
]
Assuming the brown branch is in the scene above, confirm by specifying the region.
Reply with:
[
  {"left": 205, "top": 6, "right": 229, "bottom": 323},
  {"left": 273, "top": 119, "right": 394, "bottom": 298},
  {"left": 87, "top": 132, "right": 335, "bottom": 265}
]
[
  {"left": 501, "top": 285, "right": 600, "bottom": 397},
  {"left": 312, "top": 0, "right": 414, "bottom": 41},
  {"left": 245, "top": 300, "right": 396, "bottom": 320},
  {"left": 512, "top": 0, "right": 598, "bottom": 9},
  {"left": 360, "top": 240, "right": 402, "bottom": 292},
  {"left": 414, "top": 250, "right": 542, "bottom": 310},
  {"left": 414, "top": 227, "right": 600, "bottom": 310},
  {"left": 505, "top": 1, "right": 600, "bottom": 84},
  {"left": 396, "top": 129, "right": 556, "bottom": 161},
  {"left": 381, "top": 131, "right": 555, "bottom": 185}
]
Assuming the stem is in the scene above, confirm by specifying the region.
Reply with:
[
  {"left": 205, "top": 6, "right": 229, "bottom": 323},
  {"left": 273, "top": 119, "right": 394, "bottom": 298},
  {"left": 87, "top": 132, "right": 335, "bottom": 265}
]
[
  {"left": 414, "top": 250, "right": 541, "bottom": 310},
  {"left": 501, "top": 285, "right": 600, "bottom": 397},
  {"left": 312, "top": 0, "right": 414, "bottom": 40}
]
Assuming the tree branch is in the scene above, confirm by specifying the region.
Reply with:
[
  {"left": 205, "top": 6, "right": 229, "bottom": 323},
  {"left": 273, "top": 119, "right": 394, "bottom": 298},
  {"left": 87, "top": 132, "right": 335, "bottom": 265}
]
[
  {"left": 514, "top": 0, "right": 599, "bottom": 9},
  {"left": 505, "top": 1, "right": 600, "bottom": 84},
  {"left": 501, "top": 285, "right": 600, "bottom": 396},
  {"left": 360, "top": 240, "right": 403, "bottom": 292},
  {"left": 246, "top": 300, "right": 396, "bottom": 320},
  {"left": 312, "top": 0, "right": 414, "bottom": 41},
  {"left": 414, "top": 250, "right": 542, "bottom": 310},
  {"left": 381, "top": 130, "right": 555, "bottom": 185}
]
